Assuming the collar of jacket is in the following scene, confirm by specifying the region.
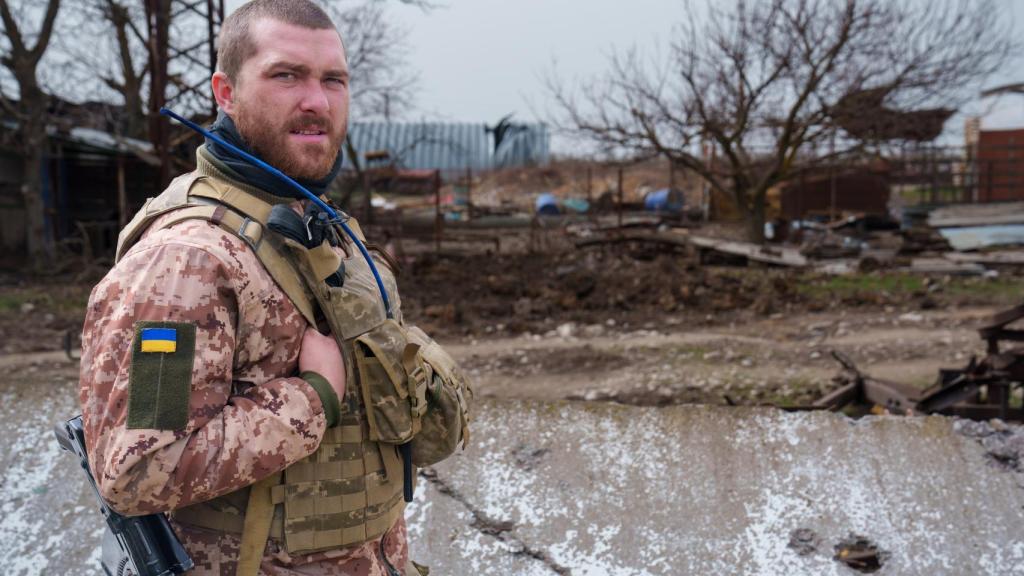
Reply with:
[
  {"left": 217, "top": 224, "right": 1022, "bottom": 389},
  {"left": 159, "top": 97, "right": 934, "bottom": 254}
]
[{"left": 196, "top": 145, "right": 302, "bottom": 207}]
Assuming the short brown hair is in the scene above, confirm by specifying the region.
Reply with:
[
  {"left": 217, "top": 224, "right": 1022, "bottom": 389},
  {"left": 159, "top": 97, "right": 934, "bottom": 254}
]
[{"left": 217, "top": 0, "right": 338, "bottom": 80}]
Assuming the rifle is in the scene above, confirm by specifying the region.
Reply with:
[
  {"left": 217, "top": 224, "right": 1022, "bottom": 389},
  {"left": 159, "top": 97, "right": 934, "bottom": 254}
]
[{"left": 54, "top": 415, "right": 193, "bottom": 576}]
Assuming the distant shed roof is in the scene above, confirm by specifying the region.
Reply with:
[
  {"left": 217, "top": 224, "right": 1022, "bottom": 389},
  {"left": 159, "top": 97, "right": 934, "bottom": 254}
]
[{"left": 344, "top": 121, "right": 548, "bottom": 174}]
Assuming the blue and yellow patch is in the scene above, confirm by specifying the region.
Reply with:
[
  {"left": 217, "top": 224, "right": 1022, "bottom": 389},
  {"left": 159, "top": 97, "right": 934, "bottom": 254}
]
[
  {"left": 140, "top": 327, "right": 178, "bottom": 353},
  {"left": 128, "top": 321, "right": 195, "bottom": 430}
]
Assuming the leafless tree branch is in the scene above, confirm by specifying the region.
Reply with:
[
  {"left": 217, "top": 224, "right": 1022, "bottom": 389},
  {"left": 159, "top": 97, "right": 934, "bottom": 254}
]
[{"left": 548, "top": 0, "right": 1014, "bottom": 242}]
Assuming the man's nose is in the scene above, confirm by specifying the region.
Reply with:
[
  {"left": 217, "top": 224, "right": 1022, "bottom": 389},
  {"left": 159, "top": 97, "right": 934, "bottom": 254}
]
[{"left": 298, "top": 79, "right": 331, "bottom": 115}]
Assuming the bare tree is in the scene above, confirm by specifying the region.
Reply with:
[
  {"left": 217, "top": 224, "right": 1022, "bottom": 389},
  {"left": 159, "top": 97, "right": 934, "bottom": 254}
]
[
  {"left": 0, "top": 0, "right": 62, "bottom": 261},
  {"left": 82, "top": 0, "right": 426, "bottom": 162},
  {"left": 102, "top": 0, "right": 148, "bottom": 139},
  {"left": 549, "top": 0, "right": 1013, "bottom": 242},
  {"left": 60, "top": 0, "right": 149, "bottom": 138},
  {"left": 326, "top": 0, "right": 424, "bottom": 121}
]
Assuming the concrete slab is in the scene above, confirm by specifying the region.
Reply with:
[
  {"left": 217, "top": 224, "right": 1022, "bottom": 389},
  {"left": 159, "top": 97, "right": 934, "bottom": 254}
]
[
  {"left": 0, "top": 366, "right": 103, "bottom": 576},
  {"left": 3, "top": 371, "right": 1022, "bottom": 575},
  {"left": 408, "top": 400, "right": 1024, "bottom": 575}
]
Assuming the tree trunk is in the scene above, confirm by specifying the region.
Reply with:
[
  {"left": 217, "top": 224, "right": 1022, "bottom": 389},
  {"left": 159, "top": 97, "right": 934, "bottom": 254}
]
[
  {"left": 110, "top": 2, "right": 147, "bottom": 139},
  {"left": 19, "top": 81, "right": 54, "bottom": 262},
  {"left": 146, "top": 0, "right": 171, "bottom": 187},
  {"left": 747, "top": 194, "right": 766, "bottom": 244},
  {"left": 21, "top": 149, "right": 47, "bottom": 259},
  {"left": 731, "top": 175, "right": 768, "bottom": 245}
]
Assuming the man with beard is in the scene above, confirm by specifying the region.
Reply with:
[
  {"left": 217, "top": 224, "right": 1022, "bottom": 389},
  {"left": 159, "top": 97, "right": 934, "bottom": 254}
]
[{"left": 77, "top": 1, "right": 470, "bottom": 574}]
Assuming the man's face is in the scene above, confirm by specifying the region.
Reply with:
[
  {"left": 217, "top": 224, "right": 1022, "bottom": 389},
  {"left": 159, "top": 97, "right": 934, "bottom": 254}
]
[{"left": 222, "top": 18, "right": 349, "bottom": 181}]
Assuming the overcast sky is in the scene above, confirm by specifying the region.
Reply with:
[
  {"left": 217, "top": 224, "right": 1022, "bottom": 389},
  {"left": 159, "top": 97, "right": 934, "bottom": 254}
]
[{"left": 227, "top": 0, "right": 1024, "bottom": 144}]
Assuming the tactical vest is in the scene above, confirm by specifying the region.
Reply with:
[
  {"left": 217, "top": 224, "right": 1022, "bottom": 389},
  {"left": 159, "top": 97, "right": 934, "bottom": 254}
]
[{"left": 115, "top": 155, "right": 467, "bottom": 557}]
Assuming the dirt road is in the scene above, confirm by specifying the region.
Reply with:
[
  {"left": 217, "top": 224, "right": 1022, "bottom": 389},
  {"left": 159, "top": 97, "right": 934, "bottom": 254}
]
[
  {"left": 2, "top": 305, "right": 996, "bottom": 410},
  {"left": 452, "top": 306, "right": 995, "bottom": 407}
]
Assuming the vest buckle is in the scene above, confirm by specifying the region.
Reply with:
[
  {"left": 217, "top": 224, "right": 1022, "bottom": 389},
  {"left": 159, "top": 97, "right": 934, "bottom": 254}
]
[{"left": 237, "top": 217, "right": 263, "bottom": 252}]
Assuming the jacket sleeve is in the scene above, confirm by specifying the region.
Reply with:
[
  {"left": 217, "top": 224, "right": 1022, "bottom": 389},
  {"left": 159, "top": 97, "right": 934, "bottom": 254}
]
[{"left": 79, "top": 233, "right": 328, "bottom": 516}]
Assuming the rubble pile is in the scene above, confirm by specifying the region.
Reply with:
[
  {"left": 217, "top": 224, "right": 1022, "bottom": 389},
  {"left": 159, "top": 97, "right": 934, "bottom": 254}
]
[
  {"left": 955, "top": 418, "right": 1024, "bottom": 473},
  {"left": 399, "top": 246, "right": 1023, "bottom": 338}
]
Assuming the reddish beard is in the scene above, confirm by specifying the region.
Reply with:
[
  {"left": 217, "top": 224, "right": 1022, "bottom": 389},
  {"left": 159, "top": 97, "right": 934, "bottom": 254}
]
[{"left": 233, "top": 105, "right": 343, "bottom": 181}]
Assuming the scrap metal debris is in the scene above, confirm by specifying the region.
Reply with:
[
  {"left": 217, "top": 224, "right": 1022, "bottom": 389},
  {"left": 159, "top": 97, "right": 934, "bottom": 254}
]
[
  {"left": 833, "top": 534, "right": 889, "bottom": 573},
  {"left": 954, "top": 418, "right": 1024, "bottom": 473},
  {"left": 816, "top": 301, "right": 1024, "bottom": 422}
]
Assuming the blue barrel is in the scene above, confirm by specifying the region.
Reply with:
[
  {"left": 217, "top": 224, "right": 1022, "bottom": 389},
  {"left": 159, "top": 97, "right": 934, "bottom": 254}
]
[
  {"left": 644, "top": 188, "right": 684, "bottom": 212},
  {"left": 535, "top": 193, "right": 561, "bottom": 215}
]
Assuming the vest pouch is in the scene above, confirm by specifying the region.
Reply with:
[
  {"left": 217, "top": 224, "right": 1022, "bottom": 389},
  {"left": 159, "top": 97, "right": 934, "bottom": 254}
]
[
  {"left": 354, "top": 319, "right": 423, "bottom": 444},
  {"left": 405, "top": 326, "right": 473, "bottom": 467}
]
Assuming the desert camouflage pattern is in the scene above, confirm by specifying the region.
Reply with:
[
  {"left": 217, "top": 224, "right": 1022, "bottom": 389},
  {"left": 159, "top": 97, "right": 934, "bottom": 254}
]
[
  {"left": 173, "top": 516, "right": 410, "bottom": 576},
  {"left": 78, "top": 173, "right": 413, "bottom": 572},
  {"left": 80, "top": 213, "right": 326, "bottom": 514},
  {"left": 406, "top": 327, "right": 472, "bottom": 468}
]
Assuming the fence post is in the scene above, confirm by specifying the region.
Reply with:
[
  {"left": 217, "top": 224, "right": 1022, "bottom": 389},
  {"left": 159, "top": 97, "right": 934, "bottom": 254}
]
[
  {"left": 617, "top": 166, "right": 624, "bottom": 228},
  {"left": 434, "top": 170, "right": 442, "bottom": 255}
]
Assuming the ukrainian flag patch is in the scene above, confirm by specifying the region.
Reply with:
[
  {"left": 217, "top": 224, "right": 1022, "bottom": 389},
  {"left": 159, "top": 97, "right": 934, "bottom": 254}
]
[
  {"left": 140, "top": 327, "right": 177, "bottom": 353},
  {"left": 128, "top": 321, "right": 196, "bottom": 430}
]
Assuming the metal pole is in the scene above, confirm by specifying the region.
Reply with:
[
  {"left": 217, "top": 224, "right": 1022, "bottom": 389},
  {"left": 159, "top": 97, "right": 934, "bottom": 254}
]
[
  {"left": 988, "top": 161, "right": 994, "bottom": 202},
  {"left": 465, "top": 167, "right": 472, "bottom": 217},
  {"left": 206, "top": 0, "right": 218, "bottom": 119},
  {"left": 617, "top": 166, "right": 624, "bottom": 228},
  {"left": 117, "top": 157, "right": 128, "bottom": 229},
  {"left": 586, "top": 166, "right": 592, "bottom": 205},
  {"left": 146, "top": 0, "right": 171, "bottom": 188},
  {"left": 363, "top": 168, "right": 372, "bottom": 224},
  {"left": 434, "top": 170, "right": 442, "bottom": 255},
  {"left": 829, "top": 132, "right": 836, "bottom": 222}
]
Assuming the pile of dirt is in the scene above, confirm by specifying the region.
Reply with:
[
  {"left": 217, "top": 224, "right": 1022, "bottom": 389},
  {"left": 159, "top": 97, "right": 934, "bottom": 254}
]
[
  {"left": 4, "top": 246, "right": 1022, "bottom": 353},
  {"left": 398, "top": 248, "right": 1023, "bottom": 338}
]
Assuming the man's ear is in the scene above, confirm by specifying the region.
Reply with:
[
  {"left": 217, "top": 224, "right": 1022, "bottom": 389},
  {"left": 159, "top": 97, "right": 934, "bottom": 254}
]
[{"left": 211, "top": 71, "right": 236, "bottom": 114}]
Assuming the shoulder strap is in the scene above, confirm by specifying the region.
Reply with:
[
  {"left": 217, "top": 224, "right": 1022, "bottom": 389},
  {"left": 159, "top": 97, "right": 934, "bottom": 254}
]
[
  {"left": 190, "top": 179, "right": 275, "bottom": 223},
  {"left": 118, "top": 172, "right": 318, "bottom": 327},
  {"left": 236, "top": 472, "right": 281, "bottom": 576},
  {"left": 148, "top": 203, "right": 318, "bottom": 328},
  {"left": 115, "top": 172, "right": 202, "bottom": 262}
]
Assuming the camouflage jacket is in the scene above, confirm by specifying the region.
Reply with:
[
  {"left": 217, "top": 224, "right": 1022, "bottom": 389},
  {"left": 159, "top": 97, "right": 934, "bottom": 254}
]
[{"left": 78, "top": 162, "right": 412, "bottom": 574}]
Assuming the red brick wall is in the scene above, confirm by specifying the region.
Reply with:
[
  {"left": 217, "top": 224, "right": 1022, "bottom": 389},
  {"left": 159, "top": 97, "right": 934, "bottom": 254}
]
[{"left": 976, "top": 129, "right": 1024, "bottom": 202}]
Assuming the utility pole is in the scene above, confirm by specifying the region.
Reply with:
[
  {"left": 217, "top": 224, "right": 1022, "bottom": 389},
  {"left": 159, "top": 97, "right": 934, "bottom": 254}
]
[
  {"left": 205, "top": 0, "right": 224, "bottom": 120},
  {"left": 146, "top": 0, "right": 171, "bottom": 187}
]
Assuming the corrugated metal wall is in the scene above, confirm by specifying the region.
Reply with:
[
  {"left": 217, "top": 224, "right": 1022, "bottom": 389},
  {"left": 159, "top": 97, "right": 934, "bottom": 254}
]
[{"left": 344, "top": 122, "right": 548, "bottom": 175}]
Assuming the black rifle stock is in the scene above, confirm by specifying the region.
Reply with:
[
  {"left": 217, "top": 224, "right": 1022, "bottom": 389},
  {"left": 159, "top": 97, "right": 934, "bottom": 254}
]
[{"left": 54, "top": 415, "right": 193, "bottom": 576}]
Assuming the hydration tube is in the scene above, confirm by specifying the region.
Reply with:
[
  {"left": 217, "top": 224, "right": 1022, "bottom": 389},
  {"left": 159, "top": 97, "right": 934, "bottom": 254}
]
[{"left": 160, "top": 108, "right": 393, "bottom": 319}]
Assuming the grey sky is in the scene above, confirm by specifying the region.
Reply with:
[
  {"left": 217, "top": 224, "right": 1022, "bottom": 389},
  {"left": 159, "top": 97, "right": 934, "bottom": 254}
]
[
  {"left": 227, "top": 0, "right": 1024, "bottom": 143},
  {"left": 389, "top": 0, "right": 1024, "bottom": 138}
]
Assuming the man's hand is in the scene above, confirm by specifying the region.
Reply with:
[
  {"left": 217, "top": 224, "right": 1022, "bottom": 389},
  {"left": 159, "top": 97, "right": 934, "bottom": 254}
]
[{"left": 299, "top": 328, "right": 346, "bottom": 400}]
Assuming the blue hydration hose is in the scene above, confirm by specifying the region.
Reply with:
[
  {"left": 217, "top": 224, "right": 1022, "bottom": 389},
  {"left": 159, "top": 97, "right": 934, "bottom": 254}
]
[{"left": 160, "top": 108, "right": 393, "bottom": 320}]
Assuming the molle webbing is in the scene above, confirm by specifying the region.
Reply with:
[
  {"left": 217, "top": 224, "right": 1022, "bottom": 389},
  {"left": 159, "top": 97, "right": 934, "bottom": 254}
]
[
  {"left": 120, "top": 170, "right": 407, "bottom": 554},
  {"left": 169, "top": 421, "right": 406, "bottom": 548},
  {"left": 274, "top": 421, "right": 406, "bottom": 551}
]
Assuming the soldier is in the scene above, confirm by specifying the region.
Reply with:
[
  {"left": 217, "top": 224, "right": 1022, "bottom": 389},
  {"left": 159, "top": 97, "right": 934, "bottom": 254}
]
[{"left": 78, "top": 1, "right": 470, "bottom": 575}]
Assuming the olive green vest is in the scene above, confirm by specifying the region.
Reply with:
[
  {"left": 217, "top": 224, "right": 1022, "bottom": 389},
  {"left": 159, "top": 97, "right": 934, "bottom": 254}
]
[{"left": 115, "top": 153, "right": 415, "bottom": 556}]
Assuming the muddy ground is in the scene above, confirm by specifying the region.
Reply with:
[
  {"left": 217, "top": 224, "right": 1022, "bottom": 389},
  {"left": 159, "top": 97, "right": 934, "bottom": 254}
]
[
  {"left": 1, "top": 237, "right": 1020, "bottom": 407},
  {"left": 2, "top": 237, "right": 1023, "bottom": 575}
]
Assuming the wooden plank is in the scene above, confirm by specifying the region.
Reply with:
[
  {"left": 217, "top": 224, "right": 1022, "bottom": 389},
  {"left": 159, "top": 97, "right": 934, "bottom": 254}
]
[{"left": 687, "top": 235, "right": 808, "bottom": 267}]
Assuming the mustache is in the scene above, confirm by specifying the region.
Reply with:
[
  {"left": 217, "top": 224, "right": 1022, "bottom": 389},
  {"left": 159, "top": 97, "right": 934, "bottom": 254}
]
[{"left": 288, "top": 118, "right": 332, "bottom": 132}]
